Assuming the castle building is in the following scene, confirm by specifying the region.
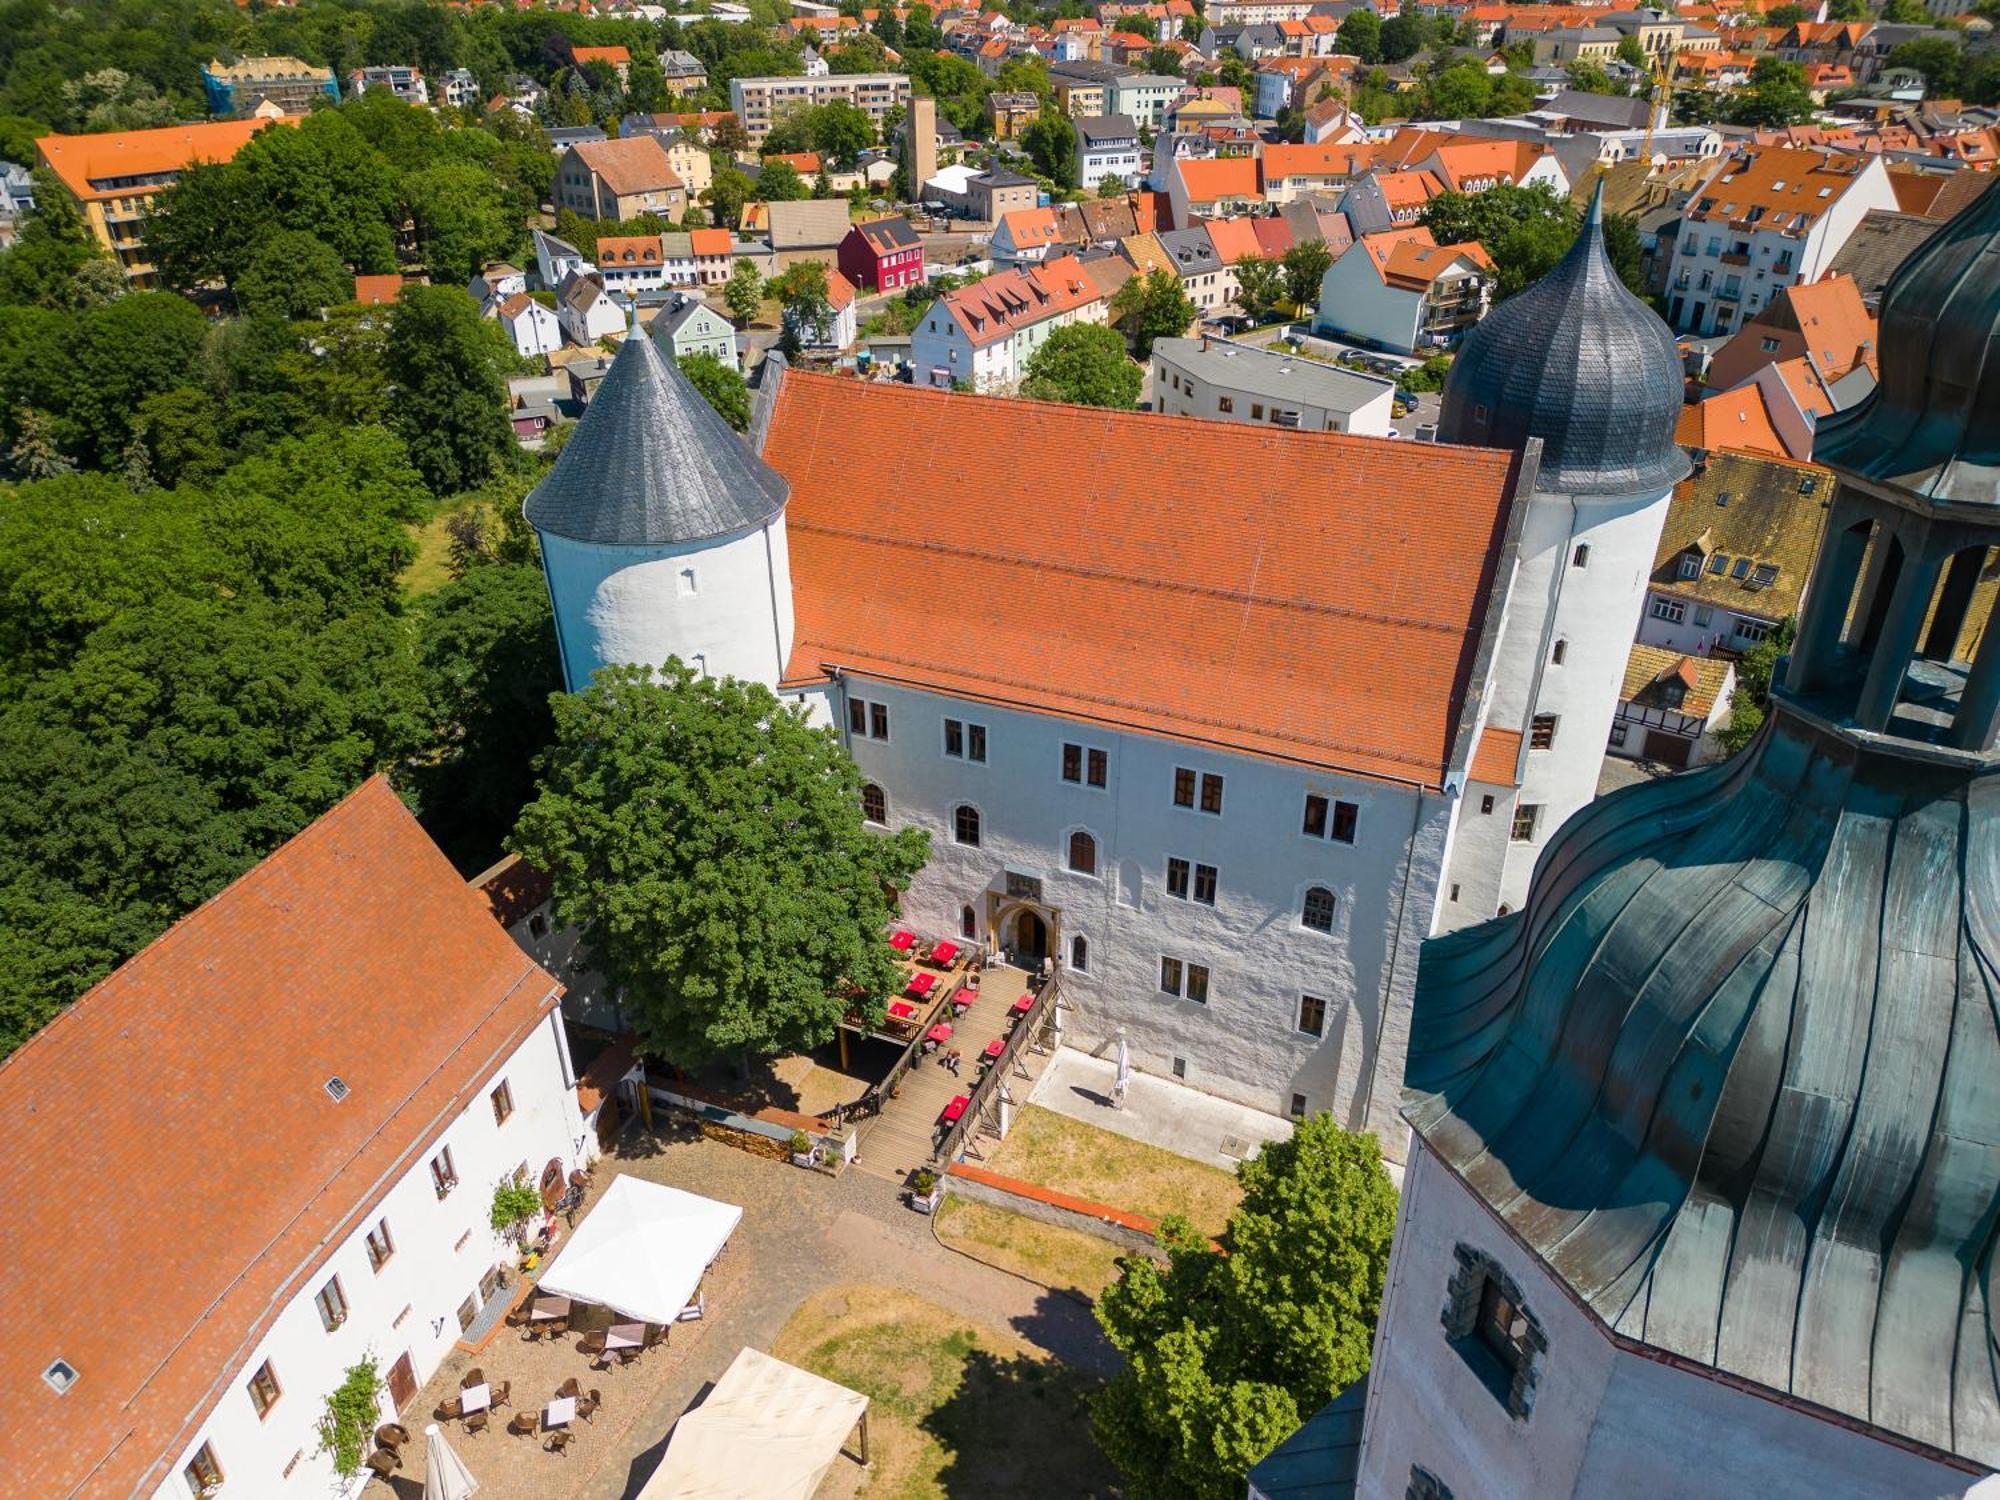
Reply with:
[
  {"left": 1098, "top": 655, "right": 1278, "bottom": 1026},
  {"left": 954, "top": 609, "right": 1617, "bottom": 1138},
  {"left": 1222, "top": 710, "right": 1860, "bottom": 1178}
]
[
  {"left": 524, "top": 199, "right": 1686, "bottom": 1142},
  {"left": 1333, "top": 178, "right": 2000, "bottom": 1500}
]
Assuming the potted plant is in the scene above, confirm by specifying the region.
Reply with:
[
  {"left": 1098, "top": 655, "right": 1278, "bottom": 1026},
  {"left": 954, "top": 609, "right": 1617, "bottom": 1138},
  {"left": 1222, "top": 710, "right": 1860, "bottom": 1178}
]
[
  {"left": 788, "top": 1129, "right": 818, "bottom": 1167},
  {"left": 908, "top": 1167, "right": 941, "bottom": 1214}
]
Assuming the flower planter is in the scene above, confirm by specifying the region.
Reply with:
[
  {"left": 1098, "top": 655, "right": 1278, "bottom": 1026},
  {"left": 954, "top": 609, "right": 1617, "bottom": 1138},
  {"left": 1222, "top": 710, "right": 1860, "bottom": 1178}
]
[{"left": 790, "top": 1149, "right": 819, "bottom": 1168}]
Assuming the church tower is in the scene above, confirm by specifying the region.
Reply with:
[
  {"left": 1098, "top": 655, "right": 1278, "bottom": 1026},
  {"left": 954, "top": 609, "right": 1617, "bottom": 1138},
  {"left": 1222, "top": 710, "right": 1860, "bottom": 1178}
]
[
  {"left": 525, "top": 323, "right": 794, "bottom": 693},
  {"left": 1434, "top": 185, "right": 1691, "bottom": 925}
]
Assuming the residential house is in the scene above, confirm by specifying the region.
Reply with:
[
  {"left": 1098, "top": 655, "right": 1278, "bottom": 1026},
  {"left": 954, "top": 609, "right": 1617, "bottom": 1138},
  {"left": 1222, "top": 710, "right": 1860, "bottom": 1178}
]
[
  {"left": 561, "top": 352, "right": 614, "bottom": 404},
  {"left": 558, "top": 271, "right": 628, "bottom": 345},
  {"left": 1532, "top": 25, "right": 1622, "bottom": 64},
  {"left": 657, "top": 232, "right": 699, "bottom": 287},
  {"left": 441, "top": 68, "right": 480, "bottom": 109},
  {"left": 1704, "top": 272, "right": 1877, "bottom": 393},
  {"left": 1420, "top": 136, "right": 1569, "bottom": 197},
  {"left": 546, "top": 125, "right": 609, "bottom": 155},
  {"left": 657, "top": 134, "right": 713, "bottom": 199},
  {"left": 1049, "top": 60, "right": 1134, "bottom": 117},
  {"left": 511, "top": 395, "right": 561, "bottom": 446},
  {"left": 1108, "top": 73, "right": 1190, "bottom": 131},
  {"left": 0, "top": 159, "right": 34, "bottom": 243},
  {"left": 557, "top": 136, "right": 687, "bottom": 222},
  {"left": 1638, "top": 448, "right": 1835, "bottom": 657},
  {"left": 839, "top": 215, "right": 926, "bottom": 291},
  {"left": 659, "top": 49, "right": 709, "bottom": 93},
  {"left": 491, "top": 292, "right": 563, "bottom": 358},
  {"left": 966, "top": 168, "right": 1039, "bottom": 224},
  {"left": 1610, "top": 644, "right": 1736, "bottom": 766},
  {"left": 532, "top": 225, "right": 594, "bottom": 291},
  {"left": 353, "top": 273, "right": 404, "bottom": 306},
  {"left": 1163, "top": 154, "right": 1262, "bottom": 229},
  {"left": 1076, "top": 114, "right": 1144, "bottom": 193},
  {"left": 1664, "top": 146, "right": 1898, "bottom": 336},
  {"left": 348, "top": 65, "right": 428, "bottom": 105},
  {"left": 1257, "top": 141, "right": 1376, "bottom": 205},
  {"left": 1201, "top": 215, "right": 1264, "bottom": 311},
  {"left": 727, "top": 74, "right": 910, "bottom": 145},
  {"left": 1339, "top": 168, "right": 1448, "bottom": 234},
  {"left": 34, "top": 118, "right": 294, "bottom": 286},
  {"left": 1156, "top": 226, "right": 1229, "bottom": 313},
  {"left": 651, "top": 290, "right": 740, "bottom": 369},
  {"left": 200, "top": 55, "right": 338, "bottom": 116},
  {"left": 764, "top": 197, "right": 853, "bottom": 272},
  {"left": 596, "top": 234, "right": 671, "bottom": 294},
  {"left": 1151, "top": 335, "right": 1396, "bottom": 433},
  {"left": 690, "top": 226, "right": 737, "bottom": 285},
  {"left": 1314, "top": 226, "right": 1494, "bottom": 353},
  {"left": 1673, "top": 384, "right": 1796, "bottom": 463},
  {"left": 991, "top": 206, "right": 1065, "bottom": 265},
  {"left": 988, "top": 91, "right": 1041, "bottom": 139},
  {"left": 2, "top": 777, "right": 584, "bottom": 1500},
  {"left": 1825, "top": 208, "right": 1941, "bottom": 308},
  {"left": 568, "top": 44, "right": 634, "bottom": 83},
  {"left": 785, "top": 268, "right": 859, "bottom": 350},
  {"left": 911, "top": 253, "right": 1105, "bottom": 390}
]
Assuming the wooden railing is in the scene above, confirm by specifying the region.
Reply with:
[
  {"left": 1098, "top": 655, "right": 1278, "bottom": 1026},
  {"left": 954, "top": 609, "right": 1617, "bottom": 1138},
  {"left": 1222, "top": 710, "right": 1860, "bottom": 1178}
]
[{"left": 933, "top": 969, "right": 1059, "bottom": 1165}]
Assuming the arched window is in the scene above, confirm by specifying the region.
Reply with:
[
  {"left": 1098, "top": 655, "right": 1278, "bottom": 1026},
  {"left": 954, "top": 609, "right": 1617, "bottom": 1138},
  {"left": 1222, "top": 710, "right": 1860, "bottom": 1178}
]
[
  {"left": 1067, "top": 829, "right": 1097, "bottom": 875},
  {"left": 1070, "top": 934, "right": 1089, "bottom": 972},
  {"left": 953, "top": 804, "right": 981, "bottom": 846},
  {"left": 861, "top": 783, "right": 886, "bottom": 824},
  {"left": 960, "top": 904, "right": 976, "bottom": 939},
  {"left": 1302, "top": 885, "right": 1336, "bottom": 933}
]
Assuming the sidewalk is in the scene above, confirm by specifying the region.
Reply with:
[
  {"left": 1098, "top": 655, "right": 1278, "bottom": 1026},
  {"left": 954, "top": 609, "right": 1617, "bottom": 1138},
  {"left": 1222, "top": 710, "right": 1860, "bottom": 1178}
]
[{"left": 1028, "top": 1045, "right": 1294, "bottom": 1172}]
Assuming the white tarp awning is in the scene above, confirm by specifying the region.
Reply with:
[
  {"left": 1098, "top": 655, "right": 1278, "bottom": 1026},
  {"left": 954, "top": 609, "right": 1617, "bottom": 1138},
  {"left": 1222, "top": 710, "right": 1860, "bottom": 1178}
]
[
  {"left": 640, "top": 1347, "right": 868, "bottom": 1500},
  {"left": 535, "top": 1175, "right": 741, "bottom": 1327}
]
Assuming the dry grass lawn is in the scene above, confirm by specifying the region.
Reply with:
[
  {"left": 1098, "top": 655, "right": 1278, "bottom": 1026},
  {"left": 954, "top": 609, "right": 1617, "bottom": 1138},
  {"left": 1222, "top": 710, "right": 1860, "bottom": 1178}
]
[
  {"left": 933, "top": 1197, "right": 1129, "bottom": 1301},
  {"left": 774, "top": 1284, "right": 1121, "bottom": 1498},
  {"left": 984, "top": 1106, "right": 1243, "bottom": 1235},
  {"left": 401, "top": 507, "right": 462, "bottom": 598}
]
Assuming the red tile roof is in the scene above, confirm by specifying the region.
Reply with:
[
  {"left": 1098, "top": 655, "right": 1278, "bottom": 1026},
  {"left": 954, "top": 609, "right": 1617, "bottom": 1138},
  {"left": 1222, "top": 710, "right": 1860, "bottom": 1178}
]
[
  {"left": 353, "top": 272, "right": 405, "bottom": 304},
  {"left": 935, "top": 254, "right": 1101, "bottom": 348},
  {"left": 1203, "top": 214, "right": 1263, "bottom": 265},
  {"left": 598, "top": 233, "right": 664, "bottom": 265},
  {"left": 570, "top": 135, "right": 684, "bottom": 197},
  {"left": 1468, "top": 725, "right": 1522, "bottom": 786},
  {"left": 2, "top": 777, "right": 560, "bottom": 1496},
  {"left": 35, "top": 118, "right": 294, "bottom": 201},
  {"left": 763, "top": 372, "right": 1520, "bottom": 787},
  {"left": 689, "top": 226, "right": 733, "bottom": 256},
  {"left": 1177, "top": 154, "right": 1262, "bottom": 205}
]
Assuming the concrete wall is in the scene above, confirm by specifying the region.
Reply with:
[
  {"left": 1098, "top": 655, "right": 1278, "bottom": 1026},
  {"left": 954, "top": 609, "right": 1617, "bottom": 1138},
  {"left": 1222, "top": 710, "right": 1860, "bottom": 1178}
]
[
  {"left": 152, "top": 1016, "right": 583, "bottom": 1500},
  {"left": 540, "top": 516, "right": 795, "bottom": 694}
]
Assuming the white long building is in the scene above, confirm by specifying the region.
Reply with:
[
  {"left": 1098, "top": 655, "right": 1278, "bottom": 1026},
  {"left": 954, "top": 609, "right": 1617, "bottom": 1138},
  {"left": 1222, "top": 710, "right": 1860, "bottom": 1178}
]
[
  {"left": 523, "top": 196, "right": 1691, "bottom": 1146},
  {"left": 2, "top": 778, "right": 589, "bottom": 1499}
]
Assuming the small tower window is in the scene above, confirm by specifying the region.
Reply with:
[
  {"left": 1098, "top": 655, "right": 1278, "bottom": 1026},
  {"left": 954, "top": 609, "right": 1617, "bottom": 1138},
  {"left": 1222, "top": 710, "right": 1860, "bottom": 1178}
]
[
  {"left": 1550, "top": 639, "right": 1567, "bottom": 665},
  {"left": 861, "top": 783, "right": 886, "bottom": 824},
  {"left": 1070, "top": 934, "right": 1089, "bottom": 971},
  {"left": 678, "top": 567, "right": 698, "bottom": 596},
  {"left": 1572, "top": 543, "right": 1590, "bottom": 568},
  {"left": 960, "top": 904, "right": 976, "bottom": 938},
  {"left": 1302, "top": 886, "right": 1336, "bottom": 933},
  {"left": 953, "top": 804, "right": 981, "bottom": 847}
]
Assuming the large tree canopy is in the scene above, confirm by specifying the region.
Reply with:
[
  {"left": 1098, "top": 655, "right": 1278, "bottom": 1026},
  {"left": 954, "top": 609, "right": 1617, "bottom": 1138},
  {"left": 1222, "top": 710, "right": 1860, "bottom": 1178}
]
[
  {"left": 511, "top": 663, "right": 931, "bottom": 1067},
  {"left": 1021, "top": 322, "right": 1142, "bottom": 409},
  {"left": 1093, "top": 1115, "right": 1399, "bottom": 1500}
]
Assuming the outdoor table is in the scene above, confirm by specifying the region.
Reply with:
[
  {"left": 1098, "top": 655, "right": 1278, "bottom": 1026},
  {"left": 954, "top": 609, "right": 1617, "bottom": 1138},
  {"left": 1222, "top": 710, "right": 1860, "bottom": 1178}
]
[
  {"left": 887, "top": 1000, "right": 916, "bottom": 1022},
  {"left": 930, "top": 940, "right": 960, "bottom": 967},
  {"left": 1010, "top": 992, "right": 1034, "bottom": 1015},
  {"left": 888, "top": 929, "right": 916, "bottom": 952},
  {"left": 606, "top": 1323, "right": 646, "bottom": 1351},
  {"left": 926, "top": 1022, "right": 954, "bottom": 1045},
  {"left": 460, "top": 1383, "right": 491, "bottom": 1414},
  {"left": 546, "top": 1397, "right": 577, "bottom": 1428},
  {"left": 950, "top": 990, "right": 972, "bottom": 1017},
  {"left": 531, "top": 1295, "right": 572, "bottom": 1321},
  {"left": 982, "top": 1037, "right": 1005, "bottom": 1060},
  {"left": 906, "top": 972, "right": 937, "bottom": 998},
  {"left": 940, "top": 1094, "right": 970, "bottom": 1125}
]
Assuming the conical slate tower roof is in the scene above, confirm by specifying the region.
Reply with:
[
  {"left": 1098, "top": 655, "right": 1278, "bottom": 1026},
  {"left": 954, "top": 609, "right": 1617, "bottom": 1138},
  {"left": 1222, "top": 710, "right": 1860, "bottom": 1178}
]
[
  {"left": 523, "top": 322, "right": 788, "bottom": 547},
  {"left": 1438, "top": 183, "right": 1690, "bottom": 499},
  {"left": 1815, "top": 174, "right": 2000, "bottom": 503}
]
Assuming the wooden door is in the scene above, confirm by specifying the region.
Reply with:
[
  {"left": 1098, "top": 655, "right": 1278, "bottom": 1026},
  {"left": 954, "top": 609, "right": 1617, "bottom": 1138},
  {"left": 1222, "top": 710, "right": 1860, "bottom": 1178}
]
[
  {"left": 1644, "top": 729, "right": 1692, "bottom": 768},
  {"left": 387, "top": 1352, "right": 417, "bottom": 1413}
]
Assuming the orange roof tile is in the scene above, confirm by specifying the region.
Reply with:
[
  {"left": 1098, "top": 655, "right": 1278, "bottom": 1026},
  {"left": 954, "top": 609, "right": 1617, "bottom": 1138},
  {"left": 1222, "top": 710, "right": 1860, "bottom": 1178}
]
[
  {"left": 353, "top": 272, "right": 405, "bottom": 304},
  {"left": 1177, "top": 154, "right": 1262, "bottom": 205},
  {"left": 1259, "top": 141, "right": 1377, "bottom": 187},
  {"left": 597, "top": 233, "right": 664, "bottom": 265},
  {"left": 689, "top": 226, "right": 733, "bottom": 256},
  {"left": 1425, "top": 138, "right": 1552, "bottom": 192},
  {"left": 569, "top": 135, "right": 684, "bottom": 197},
  {"left": 765, "top": 150, "right": 822, "bottom": 174},
  {"left": 998, "top": 205, "right": 1063, "bottom": 247},
  {"left": 35, "top": 118, "right": 293, "bottom": 202},
  {"left": 1203, "top": 214, "right": 1263, "bottom": 265},
  {"left": 1357, "top": 226, "right": 1491, "bottom": 290},
  {"left": 936, "top": 254, "right": 1101, "bottom": 348},
  {"left": 1675, "top": 386, "right": 1787, "bottom": 459},
  {"left": 570, "top": 44, "right": 631, "bottom": 64},
  {"left": 1375, "top": 168, "right": 1447, "bottom": 207},
  {"left": 2, "top": 777, "right": 560, "bottom": 1496},
  {"left": 763, "top": 372, "right": 1521, "bottom": 788},
  {"left": 1684, "top": 145, "right": 1871, "bottom": 234},
  {"left": 1469, "top": 725, "right": 1522, "bottom": 786},
  {"left": 827, "top": 268, "right": 857, "bottom": 310}
]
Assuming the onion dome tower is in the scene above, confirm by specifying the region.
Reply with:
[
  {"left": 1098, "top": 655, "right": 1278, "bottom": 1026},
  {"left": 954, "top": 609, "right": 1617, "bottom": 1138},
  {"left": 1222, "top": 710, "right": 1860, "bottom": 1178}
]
[
  {"left": 1433, "top": 185, "right": 1694, "bottom": 923},
  {"left": 525, "top": 320, "right": 794, "bottom": 693},
  {"left": 1397, "top": 178, "right": 2000, "bottom": 1480}
]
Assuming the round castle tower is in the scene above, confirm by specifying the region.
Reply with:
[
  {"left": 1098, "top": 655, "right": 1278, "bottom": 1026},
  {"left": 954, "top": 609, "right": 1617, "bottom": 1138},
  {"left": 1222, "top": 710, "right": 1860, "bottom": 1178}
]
[
  {"left": 1436, "top": 184, "right": 1692, "bottom": 921},
  {"left": 525, "top": 322, "right": 794, "bottom": 693}
]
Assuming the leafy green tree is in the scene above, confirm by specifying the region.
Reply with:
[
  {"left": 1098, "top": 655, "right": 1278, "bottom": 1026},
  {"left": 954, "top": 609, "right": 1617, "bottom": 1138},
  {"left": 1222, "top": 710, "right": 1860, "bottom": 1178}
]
[
  {"left": 404, "top": 161, "right": 519, "bottom": 284},
  {"left": 1967, "top": 54, "right": 2000, "bottom": 107},
  {"left": 0, "top": 117, "right": 48, "bottom": 167},
  {"left": 1420, "top": 182, "right": 1591, "bottom": 298},
  {"left": 131, "top": 386, "right": 227, "bottom": 489},
  {"left": 5, "top": 407, "right": 72, "bottom": 479},
  {"left": 1093, "top": 1115, "right": 1399, "bottom": 1500},
  {"left": 1427, "top": 61, "right": 1495, "bottom": 117},
  {"left": 674, "top": 349, "right": 751, "bottom": 430},
  {"left": 1021, "top": 322, "right": 1142, "bottom": 408},
  {"left": 771, "top": 259, "right": 835, "bottom": 349},
  {"left": 1398, "top": 353, "right": 1453, "bottom": 393},
  {"left": 756, "top": 159, "right": 811, "bottom": 202},
  {"left": 1022, "top": 112, "right": 1079, "bottom": 188},
  {"left": 0, "top": 169, "right": 103, "bottom": 308},
  {"left": 904, "top": 1, "right": 944, "bottom": 49},
  {"left": 1231, "top": 254, "right": 1287, "bottom": 320},
  {"left": 66, "top": 258, "right": 125, "bottom": 308},
  {"left": 1336, "top": 9, "right": 1381, "bottom": 63},
  {"left": 873, "top": 8, "right": 904, "bottom": 48},
  {"left": 803, "top": 99, "right": 877, "bottom": 167},
  {"left": 1725, "top": 58, "right": 1815, "bottom": 128},
  {"left": 510, "top": 662, "right": 931, "bottom": 1068},
  {"left": 1825, "top": 0, "right": 1871, "bottom": 18},
  {"left": 1379, "top": 12, "right": 1433, "bottom": 61},
  {"left": 1887, "top": 38, "right": 1963, "bottom": 97},
  {"left": 236, "top": 229, "right": 351, "bottom": 320},
  {"left": 60, "top": 291, "right": 208, "bottom": 466},
  {"left": 1110, "top": 268, "right": 1197, "bottom": 357},
  {"left": 383, "top": 284, "right": 515, "bottom": 496},
  {"left": 1616, "top": 34, "right": 1650, "bottom": 69},
  {"left": 1716, "top": 616, "right": 1796, "bottom": 755},
  {"left": 238, "top": 111, "right": 402, "bottom": 273},
  {"left": 707, "top": 166, "right": 755, "bottom": 228},
  {"left": 1882, "top": 0, "right": 1930, "bottom": 20},
  {"left": 996, "top": 55, "right": 1054, "bottom": 103},
  {"left": 724, "top": 258, "right": 764, "bottom": 324},
  {"left": 1565, "top": 60, "right": 1615, "bottom": 94},
  {"left": 1282, "top": 240, "right": 1334, "bottom": 310}
]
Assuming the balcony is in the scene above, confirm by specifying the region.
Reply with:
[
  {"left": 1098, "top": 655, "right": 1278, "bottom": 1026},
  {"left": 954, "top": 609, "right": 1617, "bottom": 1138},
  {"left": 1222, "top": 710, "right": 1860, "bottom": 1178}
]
[{"left": 1720, "top": 252, "right": 1750, "bottom": 267}]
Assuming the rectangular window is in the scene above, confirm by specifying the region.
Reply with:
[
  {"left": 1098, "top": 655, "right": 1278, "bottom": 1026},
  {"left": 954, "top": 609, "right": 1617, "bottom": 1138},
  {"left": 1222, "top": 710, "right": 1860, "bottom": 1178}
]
[
  {"left": 1251, "top": 403, "right": 1264, "bottom": 419},
  {"left": 1678, "top": 553, "right": 1701, "bottom": 580},
  {"left": 848, "top": 698, "right": 866, "bottom": 735},
  {"left": 430, "top": 1145, "right": 457, "bottom": 1199},
  {"left": 1199, "top": 772, "right": 1224, "bottom": 814},
  {"left": 870, "top": 702, "right": 889, "bottom": 740},
  {"left": 1062, "top": 742, "right": 1082, "bottom": 782},
  {"left": 1088, "top": 747, "right": 1107, "bottom": 787},
  {"left": 1572, "top": 543, "right": 1590, "bottom": 568},
  {"left": 1166, "top": 857, "right": 1190, "bottom": 899},
  {"left": 1192, "top": 863, "right": 1217, "bottom": 905},
  {"left": 968, "top": 723, "right": 986, "bottom": 762},
  {"left": 1173, "top": 767, "right": 1196, "bottom": 807},
  {"left": 1480, "top": 793, "right": 1495, "bottom": 814},
  {"left": 1291, "top": 1092, "right": 1308, "bottom": 1118},
  {"left": 1218, "top": 396, "right": 1234, "bottom": 413},
  {"left": 1159, "top": 955, "right": 1183, "bottom": 996},
  {"left": 1185, "top": 963, "right": 1210, "bottom": 1004},
  {"left": 1303, "top": 793, "right": 1327, "bottom": 837},
  {"left": 1651, "top": 597, "right": 1687, "bottom": 623},
  {"left": 365, "top": 1218, "right": 394, "bottom": 1273},
  {"left": 1529, "top": 715, "right": 1557, "bottom": 750},
  {"left": 1609, "top": 721, "right": 1629, "bottom": 747},
  {"left": 1734, "top": 617, "right": 1770, "bottom": 643},
  {"left": 184, "top": 1444, "right": 224, "bottom": 1495},
  {"left": 1331, "top": 800, "right": 1358, "bottom": 844},
  {"left": 1511, "top": 804, "right": 1542, "bottom": 843},
  {"left": 315, "top": 1277, "right": 349, "bottom": 1331},
  {"left": 1298, "top": 993, "right": 1327, "bottom": 1037},
  {"left": 247, "top": 1360, "right": 282, "bottom": 1419},
  {"left": 1709, "top": 554, "right": 1729, "bottom": 575},
  {"left": 490, "top": 1079, "right": 514, "bottom": 1125},
  {"left": 1694, "top": 605, "right": 1713, "bottom": 627},
  {"left": 944, "top": 717, "right": 964, "bottom": 757}
]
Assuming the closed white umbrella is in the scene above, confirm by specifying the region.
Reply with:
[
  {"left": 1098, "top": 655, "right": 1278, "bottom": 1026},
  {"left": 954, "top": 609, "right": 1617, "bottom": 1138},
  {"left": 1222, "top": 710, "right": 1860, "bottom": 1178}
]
[
  {"left": 1114, "top": 1030, "right": 1131, "bottom": 1108},
  {"left": 424, "top": 1422, "right": 480, "bottom": 1500}
]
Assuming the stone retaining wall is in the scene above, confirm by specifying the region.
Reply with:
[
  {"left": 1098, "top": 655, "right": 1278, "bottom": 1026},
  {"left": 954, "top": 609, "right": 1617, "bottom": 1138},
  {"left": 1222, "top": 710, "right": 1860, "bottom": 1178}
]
[{"left": 943, "top": 1162, "right": 1164, "bottom": 1255}]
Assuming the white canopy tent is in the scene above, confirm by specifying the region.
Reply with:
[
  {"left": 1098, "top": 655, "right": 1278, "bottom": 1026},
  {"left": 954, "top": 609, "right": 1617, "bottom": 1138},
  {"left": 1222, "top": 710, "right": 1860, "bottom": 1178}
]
[
  {"left": 640, "top": 1347, "right": 869, "bottom": 1500},
  {"left": 535, "top": 1175, "right": 742, "bottom": 1326}
]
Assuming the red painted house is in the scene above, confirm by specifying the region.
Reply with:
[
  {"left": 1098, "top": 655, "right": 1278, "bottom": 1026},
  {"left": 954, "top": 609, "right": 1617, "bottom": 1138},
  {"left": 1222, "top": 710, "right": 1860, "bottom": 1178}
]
[{"left": 838, "top": 215, "right": 926, "bottom": 293}]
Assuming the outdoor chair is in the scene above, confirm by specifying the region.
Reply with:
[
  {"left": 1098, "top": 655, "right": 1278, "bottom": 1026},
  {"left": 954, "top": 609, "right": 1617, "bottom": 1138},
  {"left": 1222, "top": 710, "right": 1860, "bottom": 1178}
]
[
  {"left": 577, "top": 1389, "right": 602, "bottom": 1423},
  {"left": 365, "top": 1449, "right": 400, "bottom": 1479},
  {"left": 556, "top": 1376, "right": 581, "bottom": 1402},
  {"left": 546, "top": 1431, "right": 572, "bottom": 1458},
  {"left": 434, "top": 1396, "right": 462, "bottom": 1422},
  {"left": 490, "top": 1380, "right": 511, "bottom": 1410},
  {"left": 374, "top": 1423, "right": 409, "bottom": 1452},
  {"left": 461, "top": 1367, "right": 485, "bottom": 1390},
  {"left": 508, "top": 1411, "right": 538, "bottom": 1438},
  {"left": 546, "top": 1315, "right": 571, "bottom": 1337},
  {"left": 464, "top": 1410, "right": 489, "bottom": 1438}
]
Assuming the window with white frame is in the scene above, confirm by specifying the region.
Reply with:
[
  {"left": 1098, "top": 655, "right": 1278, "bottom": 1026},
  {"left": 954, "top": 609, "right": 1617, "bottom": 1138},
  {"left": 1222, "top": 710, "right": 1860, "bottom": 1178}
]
[
  {"left": 1298, "top": 993, "right": 1328, "bottom": 1037},
  {"left": 1651, "top": 596, "right": 1686, "bottom": 623},
  {"left": 943, "top": 717, "right": 987, "bottom": 762},
  {"left": 1159, "top": 956, "right": 1209, "bottom": 1002},
  {"left": 1301, "top": 886, "right": 1336, "bottom": 932},
  {"left": 953, "top": 804, "right": 981, "bottom": 846},
  {"left": 315, "top": 1276, "right": 349, "bottom": 1331},
  {"left": 365, "top": 1218, "right": 395, "bottom": 1273}
]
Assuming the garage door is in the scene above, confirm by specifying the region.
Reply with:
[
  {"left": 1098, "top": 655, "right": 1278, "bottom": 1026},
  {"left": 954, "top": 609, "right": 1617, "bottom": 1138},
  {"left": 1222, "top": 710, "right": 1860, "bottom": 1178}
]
[{"left": 1644, "top": 729, "right": 1692, "bottom": 767}]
